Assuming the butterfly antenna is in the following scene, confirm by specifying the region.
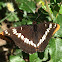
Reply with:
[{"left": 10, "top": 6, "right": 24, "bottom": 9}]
[{"left": 35, "top": 13, "right": 41, "bottom": 21}]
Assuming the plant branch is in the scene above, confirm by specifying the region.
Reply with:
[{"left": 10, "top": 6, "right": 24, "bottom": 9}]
[
  {"left": 45, "top": 0, "right": 53, "bottom": 20},
  {"left": 0, "top": 13, "right": 12, "bottom": 23}
]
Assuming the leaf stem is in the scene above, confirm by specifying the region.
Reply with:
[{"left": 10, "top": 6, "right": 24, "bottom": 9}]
[
  {"left": 45, "top": 0, "right": 53, "bottom": 20},
  {"left": 0, "top": 13, "right": 12, "bottom": 23}
]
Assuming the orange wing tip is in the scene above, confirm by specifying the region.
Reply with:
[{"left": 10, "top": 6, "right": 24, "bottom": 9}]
[
  {"left": 53, "top": 24, "right": 60, "bottom": 35},
  {"left": 0, "top": 32, "right": 4, "bottom": 35}
]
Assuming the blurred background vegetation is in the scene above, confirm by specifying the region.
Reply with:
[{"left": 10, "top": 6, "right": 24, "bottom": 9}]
[{"left": 0, "top": 0, "right": 62, "bottom": 62}]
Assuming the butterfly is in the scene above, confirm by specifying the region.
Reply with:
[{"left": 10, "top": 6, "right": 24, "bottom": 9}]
[{"left": 0, "top": 22, "right": 60, "bottom": 54}]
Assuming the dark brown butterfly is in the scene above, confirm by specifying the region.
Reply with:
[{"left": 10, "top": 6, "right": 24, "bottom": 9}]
[{"left": 0, "top": 22, "right": 60, "bottom": 54}]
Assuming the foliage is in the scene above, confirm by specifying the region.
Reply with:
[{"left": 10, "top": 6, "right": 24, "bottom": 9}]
[{"left": 0, "top": 0, "right": 62, "bottom": 62}]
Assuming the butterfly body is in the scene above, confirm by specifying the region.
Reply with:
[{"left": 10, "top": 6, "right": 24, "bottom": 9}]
[{"left": 0, "top": 22, "right": 60, "bottom": 54}]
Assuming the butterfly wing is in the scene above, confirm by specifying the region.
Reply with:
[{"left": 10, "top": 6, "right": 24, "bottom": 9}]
[
  {"left": 3, "top": 25, "right": 38, "bottom": 54},
  {"left": 37, "top": 22, "right": 60, "bottom": 52}
]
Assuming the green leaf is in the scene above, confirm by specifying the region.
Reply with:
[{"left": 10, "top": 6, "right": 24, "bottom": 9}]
[
  {"left": 10, "top": 55, "right": 25, "bottom": 62},
  {"left": 21, "top": 19, "right": 27, "bottom": 25},
  {"left": 13, "top": 19, "right": 32, "bottom": 27},
  {"left": 34, "top": 58, "right": 42, "bottom": 62},
  {"left": 42, "top": 47, "right": 49, "bottom": 61},
  {"left": 59, "top": 5, "right": 62, "bottom": 14},
  {"left": 6, "top": 12, "right": 19, "bottom": 22},
  {"left": 29, "top": 53, "right": 39, "bottom": 62},
  {"left": 14, "top": 49, "right": 22, "bottom": 57},
  {"left": 13, "top": 22, "right": 22, "bottom": 27},
  {"left": 16, "top": 0, "right": 27, "bottom": 2},
  {"left": 0, "top": 2, "right": 5, "bottom": 9},
  {"left": 54, "top": 0, "right": 56, "bottom": 3},
  {"left": 21, "top": 19, "right": 32, "bottom": 25},
  {"left": 18, "top": 0, "right": 36, "bottom": 13},
  {"left": 27, "top": 20, "right": 32, "bottom": 24},
  {"left": 48, "top": 38, "right": 62, "bottom": 62}
]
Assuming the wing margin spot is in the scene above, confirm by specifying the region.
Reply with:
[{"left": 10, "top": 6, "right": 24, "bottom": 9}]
[
  {"left": 52, "top": 24, "right": 60, "bottom": 35},
  {"left": 0, "top": 32, "right": 4, "bottom": 35}
]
